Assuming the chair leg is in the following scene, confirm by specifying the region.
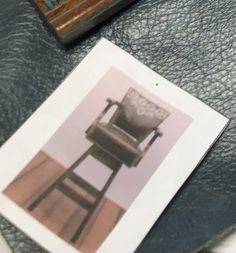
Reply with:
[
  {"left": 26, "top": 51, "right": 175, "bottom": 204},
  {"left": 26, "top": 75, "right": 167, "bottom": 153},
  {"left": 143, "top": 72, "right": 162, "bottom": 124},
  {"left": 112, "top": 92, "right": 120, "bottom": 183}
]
[
  {"left": 28, "top": 145, "right": 122, "bottom": 243},
  {"left": 28, "top": 146, "right": 94, "bottom": 211},
  {"left": 70, "top": 162, "right": 121, "bottom": 243}
]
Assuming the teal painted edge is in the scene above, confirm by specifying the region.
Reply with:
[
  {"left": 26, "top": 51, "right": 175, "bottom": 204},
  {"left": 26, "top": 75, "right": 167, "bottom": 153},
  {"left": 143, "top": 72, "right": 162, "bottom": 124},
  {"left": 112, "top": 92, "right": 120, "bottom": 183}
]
[
  {"left": 63, "top": 0, "right": 125, "bottom": 38},
  {"left": 43, "top": 0, "right": 56, "bottom": 9}
]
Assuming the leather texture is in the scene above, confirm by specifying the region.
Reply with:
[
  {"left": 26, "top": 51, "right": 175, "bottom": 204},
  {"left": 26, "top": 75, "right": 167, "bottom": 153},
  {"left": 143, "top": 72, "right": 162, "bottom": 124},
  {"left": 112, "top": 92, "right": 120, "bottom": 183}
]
[{"left": 0, "top": 0, "right": 236, "bottom": 253}]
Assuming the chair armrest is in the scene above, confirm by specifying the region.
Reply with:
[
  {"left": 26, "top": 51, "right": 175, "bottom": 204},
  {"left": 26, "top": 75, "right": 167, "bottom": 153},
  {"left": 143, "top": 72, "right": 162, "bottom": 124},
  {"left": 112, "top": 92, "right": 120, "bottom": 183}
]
[
  {"left": 141, "top": 127, "right": 163, "bottom": 157},
  {"left": 91, "top": 98, "right": 122, "bottom": 126}
]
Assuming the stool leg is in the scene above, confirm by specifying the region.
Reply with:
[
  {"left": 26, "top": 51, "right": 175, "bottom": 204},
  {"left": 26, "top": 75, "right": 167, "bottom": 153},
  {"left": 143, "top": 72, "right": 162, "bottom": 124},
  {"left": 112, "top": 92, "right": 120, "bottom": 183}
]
[
  {"left": 71, "top": 163, "right": 121, "bottom": 243},
  {"left": 28, "top": 146, "right": 94, "bottom": 211}
]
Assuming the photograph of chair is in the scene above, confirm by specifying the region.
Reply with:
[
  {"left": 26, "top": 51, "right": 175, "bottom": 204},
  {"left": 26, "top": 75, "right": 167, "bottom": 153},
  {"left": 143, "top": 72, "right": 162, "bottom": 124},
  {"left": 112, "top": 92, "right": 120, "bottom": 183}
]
[
  {"left": 3, "top": 67, "right": 194, "bottom": 253},
  {"left": 28, "top": 88, "right": 170, "bottom": 242}
]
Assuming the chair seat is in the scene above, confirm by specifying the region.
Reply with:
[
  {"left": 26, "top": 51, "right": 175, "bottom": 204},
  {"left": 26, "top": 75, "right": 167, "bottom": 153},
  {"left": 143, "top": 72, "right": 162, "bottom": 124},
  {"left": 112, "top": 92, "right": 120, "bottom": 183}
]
[{"left": 86, "top": 123, "right": 142, "bottom": 167}]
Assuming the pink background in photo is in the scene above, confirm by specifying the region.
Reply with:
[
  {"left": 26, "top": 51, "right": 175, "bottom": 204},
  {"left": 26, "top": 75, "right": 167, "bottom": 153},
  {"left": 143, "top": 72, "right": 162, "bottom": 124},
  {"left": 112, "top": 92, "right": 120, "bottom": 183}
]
[{"left": 43, "top": 67, "right": 192, "bottom": 210}]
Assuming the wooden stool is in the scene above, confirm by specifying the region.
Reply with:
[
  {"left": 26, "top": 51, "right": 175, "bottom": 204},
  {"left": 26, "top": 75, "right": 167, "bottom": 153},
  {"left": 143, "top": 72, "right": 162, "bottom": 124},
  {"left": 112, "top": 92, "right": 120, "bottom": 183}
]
[{"left": 28, "top": 145, "right": 122, "bottom": 242}]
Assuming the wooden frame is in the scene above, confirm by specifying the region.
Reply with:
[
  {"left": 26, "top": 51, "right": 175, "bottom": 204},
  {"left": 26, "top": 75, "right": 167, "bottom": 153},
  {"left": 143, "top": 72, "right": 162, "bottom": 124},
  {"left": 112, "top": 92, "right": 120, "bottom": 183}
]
[{"left": 33, "top": 0, "right": 136, "bottom": 44}]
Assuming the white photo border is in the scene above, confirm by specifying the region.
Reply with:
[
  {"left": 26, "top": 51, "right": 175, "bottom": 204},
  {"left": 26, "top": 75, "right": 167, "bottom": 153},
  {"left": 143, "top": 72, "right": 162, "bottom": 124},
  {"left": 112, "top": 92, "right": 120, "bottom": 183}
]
[{"left": 0, "top": 38, "right": 228, "bottom": 253}]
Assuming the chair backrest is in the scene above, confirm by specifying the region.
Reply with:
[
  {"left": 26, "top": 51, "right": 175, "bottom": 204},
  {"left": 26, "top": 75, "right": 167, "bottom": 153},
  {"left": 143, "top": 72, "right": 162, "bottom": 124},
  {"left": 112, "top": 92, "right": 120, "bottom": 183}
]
[{"left": 109, "top": 88, "right": 170, "bottom": 142}]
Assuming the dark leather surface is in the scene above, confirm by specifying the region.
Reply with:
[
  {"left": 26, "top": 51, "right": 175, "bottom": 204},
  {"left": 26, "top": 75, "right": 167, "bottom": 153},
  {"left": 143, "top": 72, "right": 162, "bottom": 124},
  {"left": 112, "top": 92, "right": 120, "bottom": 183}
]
[{"left": 0, "top": 0, "right": 236, "bottom": 252}]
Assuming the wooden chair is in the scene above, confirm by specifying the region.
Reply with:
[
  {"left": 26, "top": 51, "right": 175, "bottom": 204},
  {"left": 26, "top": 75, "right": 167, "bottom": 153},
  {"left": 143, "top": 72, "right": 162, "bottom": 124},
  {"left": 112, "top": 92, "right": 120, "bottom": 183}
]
[{"left": 28, "top": 88, "right": 169, "bottom": 242}]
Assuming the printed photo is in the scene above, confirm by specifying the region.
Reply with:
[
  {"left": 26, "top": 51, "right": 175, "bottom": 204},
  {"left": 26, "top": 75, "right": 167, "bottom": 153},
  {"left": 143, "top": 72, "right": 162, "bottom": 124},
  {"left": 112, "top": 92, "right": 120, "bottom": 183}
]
[{"left": 3, "top": 67, "right": 192, "bottom": 253}]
